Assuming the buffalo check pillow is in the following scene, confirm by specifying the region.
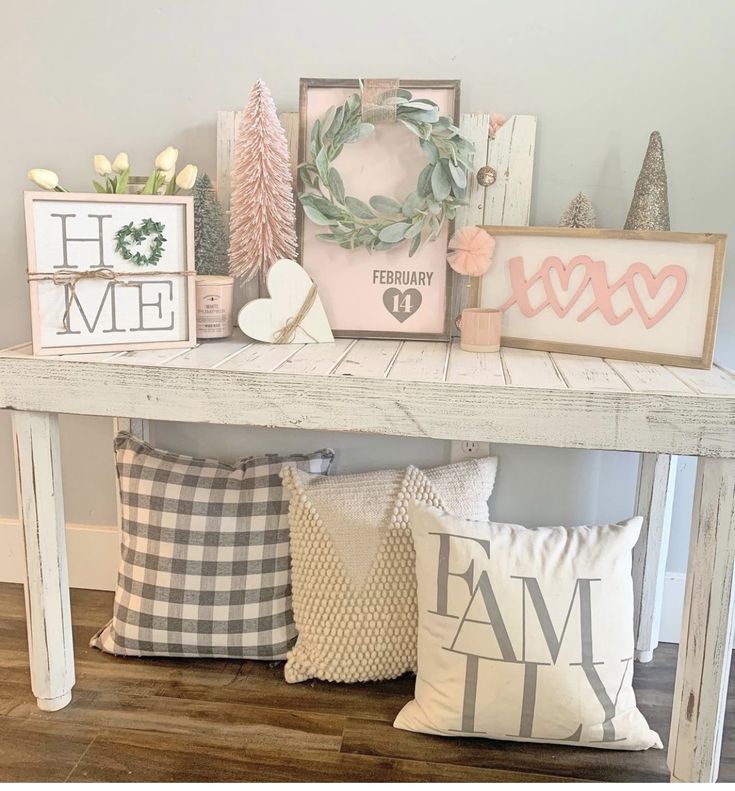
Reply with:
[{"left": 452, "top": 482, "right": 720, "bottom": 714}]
[{"left": 91, "top": 433, "right": 334, "bottom": 659}]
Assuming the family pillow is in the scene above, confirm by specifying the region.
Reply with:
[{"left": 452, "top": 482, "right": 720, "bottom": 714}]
[{"left": 394, "top": 504, "right": 662, "bottom": 751}]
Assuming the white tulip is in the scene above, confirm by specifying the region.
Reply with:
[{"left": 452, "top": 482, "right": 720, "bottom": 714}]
[
  {"left": 154, "top": 146, "right": 178, "bottom": 172},
  {"left": 112, "top": 152, "right": 129, "bottom": 173},
  {"left": 94, "top": 154, "right": 113, "bottom": 176},
  {"left": 27, "top": 168, "right": 59, "bottom": 190},
  {"left": 175, "top": 164, "right": 198, "bottom": 190},
  {"left": 161, "top": 166, "right": 175, "bottom": 183}
]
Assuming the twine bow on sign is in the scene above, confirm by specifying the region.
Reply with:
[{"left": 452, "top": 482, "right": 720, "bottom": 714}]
[
  {"left": 273, "top": 283, "right": 319, "bottom": 344},
  {"left": 28, "top": 267, "right": 195, "bottom": 332},
  {"left": 31, "top": 267, "right": 118, "bottom": 332},
  {"left": 361, "top": 78, "right": 400, "bottom": 125}
]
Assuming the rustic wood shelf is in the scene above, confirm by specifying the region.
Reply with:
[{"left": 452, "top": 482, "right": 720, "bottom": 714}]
[
  {"left": 2, "top": 332, "right": 735, "bottom": 456},
  {"left": 3, "top": 336, "right": 735, "bottom": 783}
]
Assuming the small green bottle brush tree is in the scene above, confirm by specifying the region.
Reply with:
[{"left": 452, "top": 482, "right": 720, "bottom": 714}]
[{"left": 193, "top": 173, "right": 230, "bottom": 276}]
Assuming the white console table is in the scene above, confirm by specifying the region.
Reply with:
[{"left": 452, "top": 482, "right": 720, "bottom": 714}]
[{"left": 2, "top": 333, "right": 735, "bottom": 783}]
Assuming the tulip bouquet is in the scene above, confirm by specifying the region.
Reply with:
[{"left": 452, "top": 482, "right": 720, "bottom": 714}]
[
  {"left": 27, "top": 146, "right": 198, "bottom": 196},
  {"left": 93, "top": 152, "right": 131, "bottom": 194},
  {"left": 139, "top": 147, "right": 198, "bottom": 195}
]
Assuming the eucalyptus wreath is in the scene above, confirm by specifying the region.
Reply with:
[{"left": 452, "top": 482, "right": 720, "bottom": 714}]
[
  {"left": 298, "top": 89, "right": 473, "bottom": 256},
  {"left": 114, "top": 218, "right": 166, "bottom": 267}
]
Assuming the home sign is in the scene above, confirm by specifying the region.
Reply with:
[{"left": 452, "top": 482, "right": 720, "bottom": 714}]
[{"left": 24, "top": 192, "right": 196, "bottom": 355}]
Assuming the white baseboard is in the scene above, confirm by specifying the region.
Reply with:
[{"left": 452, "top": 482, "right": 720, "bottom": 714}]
[
  {"left": 0, "top": 516, "right": 691, "bottom": 644},
  {"left": 0, "top": 517, "right": 119, "bottom": 591}
]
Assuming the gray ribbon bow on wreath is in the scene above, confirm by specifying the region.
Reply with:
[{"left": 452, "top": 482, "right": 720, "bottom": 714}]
[{"left": 360, "top": 78, "right": 400, "bottom": 124}]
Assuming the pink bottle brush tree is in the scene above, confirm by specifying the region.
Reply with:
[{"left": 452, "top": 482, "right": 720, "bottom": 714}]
[{"left": 229, "top": 79, "right": 298, "bottom": 289}]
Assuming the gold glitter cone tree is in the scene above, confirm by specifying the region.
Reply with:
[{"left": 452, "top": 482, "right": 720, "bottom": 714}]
[
  {"left": 624, "top": 131, "right": 670, "bottom": 231},
  {"left": 559, "top": 192, "right": 596, "bottom": 229},
  {"left": 229, "top": 79, "right": 298, "bottom": 287}
]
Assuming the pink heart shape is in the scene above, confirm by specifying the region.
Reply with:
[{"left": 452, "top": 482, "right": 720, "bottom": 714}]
[
  {"left": 540, "top": 255, "right": 593, "bottom": 317},
  {"left": 626, "top": 263, "right": 687, "bottom": 329}
]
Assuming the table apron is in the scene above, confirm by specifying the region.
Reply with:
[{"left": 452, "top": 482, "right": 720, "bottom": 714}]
[{"left": 1, "top": 360, "right": 734, "bottom": 457}]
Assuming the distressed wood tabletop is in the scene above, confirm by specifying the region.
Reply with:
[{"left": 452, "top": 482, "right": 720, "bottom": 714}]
[{"left": 2, "top": 332, "right": 735, "bottom": 458}]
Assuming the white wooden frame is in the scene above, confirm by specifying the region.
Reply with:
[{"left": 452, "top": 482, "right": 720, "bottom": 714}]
[
  {"left": 295, "top": 78, "right": 461, "bottom": 341},
  {"left": 24, "top": 192, "right": 197, "bottom": 356}
]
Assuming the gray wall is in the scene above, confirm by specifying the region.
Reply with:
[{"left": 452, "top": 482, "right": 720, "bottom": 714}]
[{"left": 1, "top": 0, "right": 733, "bottom": 576}]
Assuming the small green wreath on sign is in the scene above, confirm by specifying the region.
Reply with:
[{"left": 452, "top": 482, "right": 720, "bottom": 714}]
[
  {"left": 114, "top": 218, "right": 166, "bottom": 267},
  {"left": 298, "top": 89, "right": 474, "bottom": 257}
]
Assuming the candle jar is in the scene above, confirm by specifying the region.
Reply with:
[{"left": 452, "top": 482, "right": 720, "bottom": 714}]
[
  {"left": 459, "top": 308, "right": 502, "bottom": 353},
  {"left": 195, "top": 275, "right": 234, "bottom": 339}
]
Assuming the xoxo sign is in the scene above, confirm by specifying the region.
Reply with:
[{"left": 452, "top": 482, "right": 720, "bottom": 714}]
[
  {"left": 479, "top": 226, "right": 725, "bottom": 368},
  {"left": 500, "top": 255, "right": 688, "bottom": 329}
]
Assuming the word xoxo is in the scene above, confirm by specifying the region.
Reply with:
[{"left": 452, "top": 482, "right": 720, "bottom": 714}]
[{"left": 500, "top": 255, "right": 687, "bottom": 329}]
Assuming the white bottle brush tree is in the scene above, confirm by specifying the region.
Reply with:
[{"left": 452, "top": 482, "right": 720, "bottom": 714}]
[
  {"left": 229, "top": 79, "right": 297, "bottom": 289},
  {"left": 559, "top": 192, "right": 596, "bottom": 229}
]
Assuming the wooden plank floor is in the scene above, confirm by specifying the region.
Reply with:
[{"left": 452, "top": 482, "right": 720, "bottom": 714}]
[{"left": 1, "top": 583, "right": 734, "bottom": 783}]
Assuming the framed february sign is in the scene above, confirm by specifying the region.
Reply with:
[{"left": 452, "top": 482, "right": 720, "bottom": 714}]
[
  {"left": 24, "top": 192, "right": 196, "bottom": 355},
  {"left": 478, "top": 226, "right": 726, "bottom": 368},
  {"left": 297, "top": 78, "right": 465, "bottom": 340}
]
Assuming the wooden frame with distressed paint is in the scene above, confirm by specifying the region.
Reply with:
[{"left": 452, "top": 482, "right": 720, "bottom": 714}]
[
  {"left": 24, "top": 192, "right": 197, "bottom": 356},
  {"left": 477, "top": 225, "right": 726, "bottom": 368},
  {"left": 296, "top": 78, "right": 460, "bottom": 341}
]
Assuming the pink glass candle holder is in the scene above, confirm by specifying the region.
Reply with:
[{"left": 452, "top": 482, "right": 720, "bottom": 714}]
[
  {"left": 195, "top": 275, "right": 234, "bottom": 339},
  {"left": 459, "top": 308, "right": 502, "bottom": 353}
]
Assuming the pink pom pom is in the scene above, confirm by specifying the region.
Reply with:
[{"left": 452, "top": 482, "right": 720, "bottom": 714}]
[
  {"left": 489, "top": 113, "right": 507, "bottom": 138},
  {"left": 446, "top": 226, "right": 496, "bottom": 277}
]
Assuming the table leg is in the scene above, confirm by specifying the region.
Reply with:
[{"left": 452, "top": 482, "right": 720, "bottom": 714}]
[
  {"left": 668, "top": 457, "right": 735, "bottom": 782},
  {"left": 113, "top": 417, "right": 151, "bottom": 442},
  {"left": 632, "top": 453, "right": 677, "bottom": 662},
  {"left": 12, "top": 410, "right": 75, "bottom": 712}
]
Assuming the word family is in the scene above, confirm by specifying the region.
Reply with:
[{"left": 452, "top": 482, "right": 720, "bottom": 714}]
[{"left": 432, "top": 533, "right": 630, "bottom": 744}]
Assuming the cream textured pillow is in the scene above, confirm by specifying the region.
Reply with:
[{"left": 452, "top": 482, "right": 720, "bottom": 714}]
[
  {"left": 279, "top": 458, "right": 497, "bottom": 683},
  {"left": 394, "top": 503, "right": 662, "bottom": 751}
]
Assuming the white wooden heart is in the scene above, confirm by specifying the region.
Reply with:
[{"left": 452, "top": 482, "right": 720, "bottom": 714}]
[{"left": 237, "top": 259, "right": 334, "bottom": 344}]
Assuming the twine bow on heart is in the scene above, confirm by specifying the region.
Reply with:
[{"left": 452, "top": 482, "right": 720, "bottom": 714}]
[{"left": 272, "top": 283, "right": 319, "bottom": 343}]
